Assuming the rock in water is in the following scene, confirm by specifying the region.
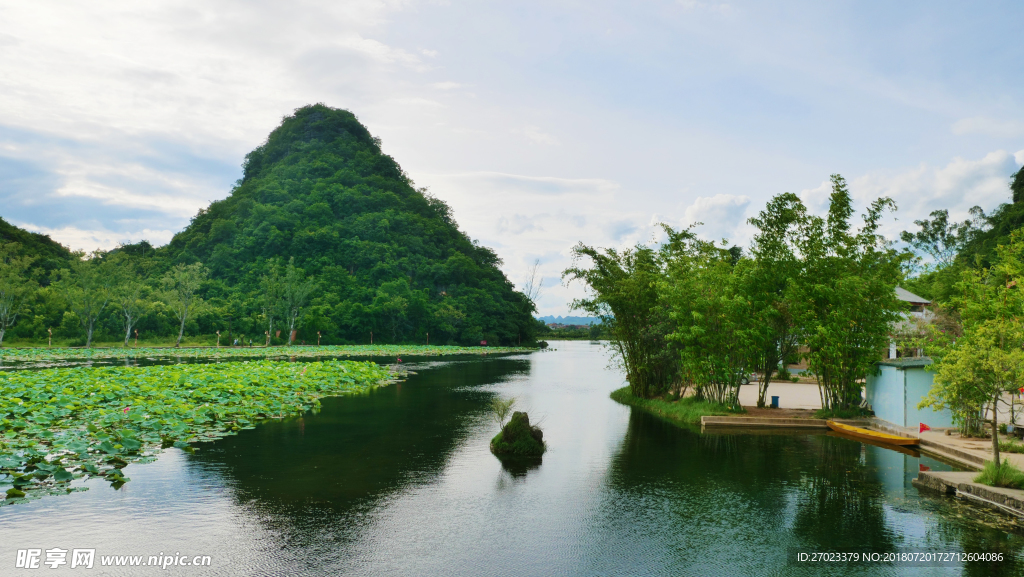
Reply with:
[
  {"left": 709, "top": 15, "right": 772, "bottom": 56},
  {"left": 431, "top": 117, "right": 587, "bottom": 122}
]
[{"left": 490, "top": 411, "right": 546, "bottom": 456}]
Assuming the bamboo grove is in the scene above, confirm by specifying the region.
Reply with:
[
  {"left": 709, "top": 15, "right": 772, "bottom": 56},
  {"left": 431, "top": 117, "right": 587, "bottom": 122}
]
[{"left": 565, "top": 175, "right": 906, "bottom": 412}]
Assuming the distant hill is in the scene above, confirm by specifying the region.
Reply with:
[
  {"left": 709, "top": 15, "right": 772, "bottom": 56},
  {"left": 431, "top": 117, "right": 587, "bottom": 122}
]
[
  {"left": 958, "top": 165, "right": 1024, "bottom": 267},
  {"left": 155, "top": 104, "right": 537, "bottom": 345},
  {"left": 0, "top": 217, "right": 72, "bottom": 283},
  {"left": 537, "top": 315, "right": 600, "bottom": 325}
]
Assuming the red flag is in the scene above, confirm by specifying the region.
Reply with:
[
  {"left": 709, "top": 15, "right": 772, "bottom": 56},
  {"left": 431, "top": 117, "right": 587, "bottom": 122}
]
[
  {"left": 919, "top": 464, "right": 930, "bottom": 472},
  {"left": 920, "top": 423, "right": 931, "bottom": 433}
]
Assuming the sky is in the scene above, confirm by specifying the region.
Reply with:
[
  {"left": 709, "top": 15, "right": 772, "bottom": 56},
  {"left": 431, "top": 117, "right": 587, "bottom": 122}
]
[{"left": 1, "top": 1, "right": 1023, "bottom": 316}]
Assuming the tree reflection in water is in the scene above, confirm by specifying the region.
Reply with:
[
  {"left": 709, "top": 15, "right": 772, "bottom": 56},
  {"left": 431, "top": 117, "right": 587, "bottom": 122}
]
[{"left": 792, "top": 436, "right": 895, "bottom": 552}]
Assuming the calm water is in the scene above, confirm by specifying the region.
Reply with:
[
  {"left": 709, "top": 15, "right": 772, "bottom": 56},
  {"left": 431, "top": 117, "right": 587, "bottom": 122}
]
[{"left": 2, "top": 341, "right": 1022, "bottom": 576}]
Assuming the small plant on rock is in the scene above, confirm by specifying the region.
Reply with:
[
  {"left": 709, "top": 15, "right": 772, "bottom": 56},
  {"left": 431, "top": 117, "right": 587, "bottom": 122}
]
[{"left": 491, "top": 397, "right": 516, "bottom": 430}]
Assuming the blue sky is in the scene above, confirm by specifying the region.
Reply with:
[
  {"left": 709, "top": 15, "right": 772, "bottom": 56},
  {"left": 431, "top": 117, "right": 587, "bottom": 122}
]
[{"left": 1, "top": 1, "right": 1022, "bottom": 315}]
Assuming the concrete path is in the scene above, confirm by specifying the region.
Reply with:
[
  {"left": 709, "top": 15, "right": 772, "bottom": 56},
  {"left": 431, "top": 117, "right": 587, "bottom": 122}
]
[
  {"left": 737, "top": 382, "right": 823, "bottom": 410},
  {"left": 917, "top": 429, "right": 1024, "bottom": 470}
]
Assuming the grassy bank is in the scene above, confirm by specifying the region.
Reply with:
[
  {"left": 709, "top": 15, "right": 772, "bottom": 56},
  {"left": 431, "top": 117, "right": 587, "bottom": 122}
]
[
  {"left": 0, "top": 359, "right": 391, "bottom": 505},
  {"left": 0, "top": 344, "right": 535, "bottom": 364},
  {"left": 974, "top": 460, "right": 1024, "bottom": 489},
  {"left": 610, "top": 386, "right": 743, "bottom": 426}
]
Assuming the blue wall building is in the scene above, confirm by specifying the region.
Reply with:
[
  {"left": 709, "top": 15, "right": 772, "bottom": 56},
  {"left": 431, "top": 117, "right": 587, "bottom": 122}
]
[{"left": 865, "top": 358, "right": 954, "bottom": 430}]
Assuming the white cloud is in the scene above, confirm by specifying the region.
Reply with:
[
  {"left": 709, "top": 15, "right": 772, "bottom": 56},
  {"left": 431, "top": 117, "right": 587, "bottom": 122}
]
[
  {"left": 952, "top": 116, "right": 1024, "bottom": 138},
  {"left": 514, "top": 126, "right": 560, "bottom": 146},
  {"left": 417, "top": 171, "right": 651, "bottom": 316},
  {"left": 682, "top": 194, "right": 751, "bottom": 242},
  {"left": 676, "top": 0, "right": 734, "bottom": 15},
  {"left": 431, "top": 81, "right": 462, "bottom": 90},
  {"left": 799, "top": 150, "right": 1023, "bottom": 242},
  {"left": 15, "top": 223, "right": 175, "bottom": 252}
]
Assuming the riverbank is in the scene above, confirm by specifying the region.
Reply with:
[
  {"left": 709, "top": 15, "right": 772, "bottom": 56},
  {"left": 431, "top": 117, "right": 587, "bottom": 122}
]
[
  {"left": 609, "top": 386, "right": 743, "bottom": 425},
  {"left": 914, "top": 471, "right": 1024, "bottom": 520},
  {"left": 0, "top": 359, "right": 392, "bottom": 505},
  {"left": 0, "top": 344, "right": 536, "bottom": 364}
]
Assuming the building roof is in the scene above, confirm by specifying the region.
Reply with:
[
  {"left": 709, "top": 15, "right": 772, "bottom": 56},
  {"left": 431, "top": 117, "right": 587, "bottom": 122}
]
[
  {"left": 876, "top": 357, "right": 933, "bottom": 368},
  {"left": 895, "top": 286, "right": 931, "bottom": 305}
]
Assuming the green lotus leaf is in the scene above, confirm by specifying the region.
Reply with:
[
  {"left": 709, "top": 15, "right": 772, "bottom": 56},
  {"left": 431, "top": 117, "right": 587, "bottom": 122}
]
[{"left": 97, "top": 441, "right": 119, "bottom": 454}]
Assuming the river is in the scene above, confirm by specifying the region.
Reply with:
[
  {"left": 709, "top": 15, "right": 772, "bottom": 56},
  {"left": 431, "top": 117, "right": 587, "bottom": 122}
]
[{"left": 1, "top": 341, "right": 1022, "bottom": 575}]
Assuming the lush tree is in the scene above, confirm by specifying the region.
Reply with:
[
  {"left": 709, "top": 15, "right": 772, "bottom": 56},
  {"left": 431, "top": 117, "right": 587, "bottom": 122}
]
[
  {"left": 922, "top": 230, "right": 1024, "bottom": 463},
  {"left": 899, "top": 208, "right": 984, "bottom": 270},
  {"left": 790, "top": 175, "right": 905, "bottom": 412},
  {"left": 745, "top": 194, "right": 803, "bottom": 408},
  {"left": 0, "top": 243, "right": 36, "bottom": 346},
  {"left": 564, "top": 241, "right": 677, "bottom": 399},
  {"left": 109, "top": 255, "right": 149, "bottom": 347},
  {"left": 433, "top": 302, "right": 466, "bottom": 343},
  {"left": 57, "top": 252, "right": 115, "bottom": 348},
  {"left": 260, "top": 263, "right": 284, "bottom": 343},
  {"left": 281, "top": 257, "right": 316, "bottom": 344},
  {"left": 661, "top": 231, "right": 752, "bottom": 407},
  {"left": 162, "top": 263, "right": 209, "bottom": 347},
  {"left": 0, "top": 217, "right": 72, "bottom": 284}
]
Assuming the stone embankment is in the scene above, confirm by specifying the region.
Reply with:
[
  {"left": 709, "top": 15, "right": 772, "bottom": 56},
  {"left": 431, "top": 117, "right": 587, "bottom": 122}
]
[
  {"left": 914, "top": 471, "right": 1024, "bottom": 519},
  {"left": 700, "top": 416, "right": 869, "bottom": 429}
]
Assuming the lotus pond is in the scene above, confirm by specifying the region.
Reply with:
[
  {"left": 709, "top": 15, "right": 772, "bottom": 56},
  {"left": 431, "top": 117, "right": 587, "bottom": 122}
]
[
  {"left": 0, "top": 360, "right": 392, "bottom": 503},
  {"left": 1, "top": 341, "right": 1023, "bottom": 576},
  {"left": 0, "top": 344, "right": 533, "bottom": 370}
]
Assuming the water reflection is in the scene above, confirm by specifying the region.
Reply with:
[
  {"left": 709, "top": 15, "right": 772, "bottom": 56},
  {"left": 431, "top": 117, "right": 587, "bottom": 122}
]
[{"left": 193, "top": 357, "right": 529, "bottom": 501}]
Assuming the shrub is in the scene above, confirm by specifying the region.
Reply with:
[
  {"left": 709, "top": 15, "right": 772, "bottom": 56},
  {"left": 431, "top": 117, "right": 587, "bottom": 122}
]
[
  {"left": 814, "top": 406, "right": 872, "bottom": 419},
  {"left": 974, "top": 460, "right": 1024, "bottom": 489},
  {"left": 999, "top": 440, "right": 1024, "bottom": 454}
]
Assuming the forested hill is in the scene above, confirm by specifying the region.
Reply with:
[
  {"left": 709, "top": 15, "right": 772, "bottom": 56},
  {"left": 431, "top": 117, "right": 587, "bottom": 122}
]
[
  {"left": 152, "top": 104, "right": 537, "bottom": 345},
  {"left": 0, "top": 216, "right": 71, "bottom": 282},
  {"left": 957, "top": 166, "right": 1024, "bottom": 267},
  {"left": 902, "top": 165, "right": 1024, "bottom": 303}
]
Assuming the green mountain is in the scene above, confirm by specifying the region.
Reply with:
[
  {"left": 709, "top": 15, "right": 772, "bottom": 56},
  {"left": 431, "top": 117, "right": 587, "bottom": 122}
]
[
  {"left": 903, "top": 165, "right": 1024, "bottom": 303},
  {"left": 958, "top": 165, "right": 1024, "bottom": 267},
  {"left": 150, "top": 104, "right": 536, "bottom": 345},
  {"left": 0, "top": 216, "right": 71, "bottom": 283}
]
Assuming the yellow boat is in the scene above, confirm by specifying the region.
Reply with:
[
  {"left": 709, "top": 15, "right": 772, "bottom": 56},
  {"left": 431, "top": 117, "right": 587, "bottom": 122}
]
[{"left": 826, "top": 421, "right": 920, "bottom": 446}]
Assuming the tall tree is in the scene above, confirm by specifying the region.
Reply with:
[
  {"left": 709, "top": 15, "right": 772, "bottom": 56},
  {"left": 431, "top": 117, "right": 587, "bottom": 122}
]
[
  {"left": 162, "top": 262, "right": 209, "bottom": 347},
  {"left": 745, "top": 194, "right": 803, "bottom": 407},
  {"left": 109, "top": 254, "right": 148, "bottom": 347},
  {"left": 0, "top": 243, "right": 35, "bottom": 346},
  {"left": 281, "top": 257, "right": 316, "bottom": 344},
  {"left": 899, "top": 207, "right": 984, "bottom": 270},
  {"left": 922, "top": 229, "right": 1024, "bottom": 464},
  {"left": 564, "top": 239, "right": 677, "bottom": 399},
  {"left": 58, "top": 251, "right": 115, "bottom": 348},
  {"left": 260, "top": 264, "right": 284, "bottom": 342},
  {"left": 790, "top": 175, "right": 905, "bottom": 412},
  {"left": 662, "top": 232, "right": 752, "bottom": 406}
]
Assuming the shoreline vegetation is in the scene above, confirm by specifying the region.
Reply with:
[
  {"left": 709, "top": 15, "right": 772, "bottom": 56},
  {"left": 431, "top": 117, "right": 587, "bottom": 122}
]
[
  {"left": 0, "top": 344, "right": 536, "bottom": 364},
  {"left": 0, "top": 359, "right": 393, "bottom": 505},
  {"left": 610, "top": 386, "right": 744, "bottom": 426}
]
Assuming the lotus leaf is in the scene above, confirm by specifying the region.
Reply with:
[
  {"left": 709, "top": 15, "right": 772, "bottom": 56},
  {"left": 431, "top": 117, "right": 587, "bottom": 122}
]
[{"left": 0, "top": 358, "right": 391, "bottom": 505}]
